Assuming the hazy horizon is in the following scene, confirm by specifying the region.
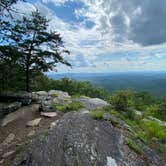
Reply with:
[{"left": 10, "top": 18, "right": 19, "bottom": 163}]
[{"left": 47, "top": 71, "right": 166, "bottom": 97}]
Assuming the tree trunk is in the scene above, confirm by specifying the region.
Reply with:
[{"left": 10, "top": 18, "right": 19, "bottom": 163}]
[{"left": 25, "top": 66, "right": 30, "bottom": 92}]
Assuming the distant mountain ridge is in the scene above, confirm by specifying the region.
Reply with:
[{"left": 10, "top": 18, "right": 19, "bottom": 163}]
[{"left": 47, "top": 72, "right": 166, "bottom": 97}]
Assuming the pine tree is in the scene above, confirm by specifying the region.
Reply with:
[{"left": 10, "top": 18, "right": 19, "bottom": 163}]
[
  {"left": 5, "top": 10, "right": 71, "bottom": 92},
  {"left": 0, "top": 0, "right": 21, "bottom": 15}
]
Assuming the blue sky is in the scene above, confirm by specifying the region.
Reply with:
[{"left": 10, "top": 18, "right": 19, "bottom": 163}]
[{"left": 14, "top": 0, "right": 166, "bottom": 73}]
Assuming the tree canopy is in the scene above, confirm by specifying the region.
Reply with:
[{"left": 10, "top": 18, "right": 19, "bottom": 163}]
[{"left": 0, "top": 9, "right": 71, "bottom": 92}]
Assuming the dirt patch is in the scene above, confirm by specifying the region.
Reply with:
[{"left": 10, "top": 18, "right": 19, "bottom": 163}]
[{"left": 0, "top": 110, "right": 63, "bottom": 166}]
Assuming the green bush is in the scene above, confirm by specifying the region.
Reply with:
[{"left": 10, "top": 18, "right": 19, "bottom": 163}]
[
  {"left": 141, "top": 120, "right": 166, "bottom": 139},
  {"left": 143, "top": 104, "right": 159, "bottom": 118},
  {"left": 53, "top": 101, "right": 83, "bottom": 112},
  {"left": 158, "top": 101, "right": 166, "bottom": 120},
  {"left": 110, "top": 90, "right": 135, "bottom": 111},
  {"left": 126, "top": 108, "right": 136, "bottom": 120}
]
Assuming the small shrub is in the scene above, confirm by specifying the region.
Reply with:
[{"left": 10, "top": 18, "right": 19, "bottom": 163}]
[
  {"left": 143, "top": 104, "right": 159, "bottom": 118},
  {"left": 90, "top": 110, "right": 104, "bottom": 120},
  {"left": 158, "top": 102, "right": 166, "bottom": 121},
  {"left": 110, "top": 90, "right": 135, "bottom": 112},
  {"left": 125, "top": 107, "right": 135, "bottom": 120},
  {"left": 141, "top": 120, "right": 166, "bottom": 139},
  {"left": 70, "top": 101, "right": 83, "bottom": 110},
  {"left": 53, "top": 101, "right": 83, "bottom": 112},
  {"left": 55, "top": 104, "right": 68, "bottom": 112}
]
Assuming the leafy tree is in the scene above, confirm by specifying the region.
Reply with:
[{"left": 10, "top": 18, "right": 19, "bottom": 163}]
[
  {"left": 3, "top": 10, "right": 71, "bottom": 92},
  {"left": 0, "top": 45, "right": 25, "bottom": 92},
  {"left": 110, "top": 90, "right": 135, "bottom": 111},
  {"left": 158, "top": 101, "right": 166, "bottom": 120}
]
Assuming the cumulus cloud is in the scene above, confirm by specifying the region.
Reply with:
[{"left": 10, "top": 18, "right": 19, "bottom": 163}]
[{"left": 76, "top": 0, "right": 166, "bottom": 46}]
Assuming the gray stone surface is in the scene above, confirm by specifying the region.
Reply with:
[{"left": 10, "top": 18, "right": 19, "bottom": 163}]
[
  {"left": 13, "top": 111, "right": 164, "bottom": 166},
  {"left": 103, "top": 112, "right": 134, "bottom": 133},
  {"left": 1, "top": 104, "right": 40, "bottom": 127},
  {"left": 2, "top": 133, "right": 15, "bottom": 146},
  {"left": 0, "top": 102, "right": 22, "bottom": 118},
  {"left": 2, "top": 150, "right": 15, "bottom": 158},
  {"left": 27, "top": 130, "right": 36, "bottom": 137},
  {"left": 51, "top": 90, "right": 72, "bottom": 105},
  {"left": 74, "top": 96, "right": 110, "bottom": 110},
  {"left": 26, "top": 118, "right": 42, "bottom": 127}
]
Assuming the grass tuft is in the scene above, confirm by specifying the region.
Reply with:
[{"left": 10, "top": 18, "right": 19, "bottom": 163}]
[{"left": 90, "top": 110, "right": 104, "bottom": 120}]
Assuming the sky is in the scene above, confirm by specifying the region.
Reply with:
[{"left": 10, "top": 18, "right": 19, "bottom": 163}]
[{"left": 13, "top": 0, "right": 166, "bottom": 73}]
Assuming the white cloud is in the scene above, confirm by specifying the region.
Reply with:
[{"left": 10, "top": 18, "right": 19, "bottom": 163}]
[
  {"left": 11, "top": 0, "right": 166, "bottom": 72},
  {"left": 42, "top": 0, "right": 67, "bottom": 5}
]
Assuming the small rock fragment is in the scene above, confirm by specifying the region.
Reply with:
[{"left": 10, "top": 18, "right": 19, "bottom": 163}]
[
  {"left": 50, "top": 120, "right": 59, "bottom": 130},
  {"left": 2, "top": 150, "right": 15, "bottom": 158},
  {"left": 27, "top": 130, "right": 35, "bottom": 137},
  {"left": 0, "top": 159, "right": 4, "bottom": 164},
  {"left": 26, "top": 118, "right": 42, "bottom": 127},
  {"left": 2, "top": 133, "right": 15, "bottom": 146},
  {"left": 41, "top": 112, "right": 57, "bottom": 118}
]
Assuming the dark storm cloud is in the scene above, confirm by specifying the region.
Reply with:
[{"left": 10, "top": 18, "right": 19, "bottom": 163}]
[{"left": 102, "top": 0, "right": 166, "bottom": 46}]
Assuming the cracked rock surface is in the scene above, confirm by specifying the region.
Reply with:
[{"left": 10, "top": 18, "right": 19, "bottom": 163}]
[{"left": 13, "top": 111, "right": 164, "bottom": 166}]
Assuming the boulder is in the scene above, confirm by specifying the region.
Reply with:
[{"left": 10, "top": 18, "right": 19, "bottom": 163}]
[
  {"left": 48, "top": 90, "right": 70, "bottom": 98},
  {"left": 0, "top": 102, "right": 22, "bottom": 118},
  {"left": 1, "top": 104, "right": 40, "bottom": 127},
  {"left": 51, "top": 90, "right": 72, "bottom": 105},
  {"left": 35, "top": 91, "right": 48, "bottom": 96},
  {"left": 13, "top": 111, "right": 164, "bottom": 166},
  {"left": 74, "top": 96, "right": 110, "bottom": 110},
  {"left": 32, "top": 91, "right": 54, "bottom": 112},
  {"left": 26, "top": 118, "right": 42, "bottom": 127},
  {"left": 0, "top": 92, "right": 32, "bottom": 106}
]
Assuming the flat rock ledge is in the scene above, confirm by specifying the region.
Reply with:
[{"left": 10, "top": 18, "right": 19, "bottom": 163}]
[
  {"left": 13, "top": 111, "right": 165, "bottom": 166},
  {"left": 74, "top": 96, "right": 110, "bottom": 110}
]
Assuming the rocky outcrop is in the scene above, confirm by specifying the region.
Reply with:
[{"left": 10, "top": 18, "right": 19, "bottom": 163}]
[
  {"left": 0, "top": 92, "right": 32, "bottom": 105},
  {"left": 74, "top": 96, "right": 110, "bottom": 110},
  {"left": 0, "top": 102, "right": 22, "bottom": 118},
  {"left": 0, "top": 92, "right": 32, "bottom": 119},
  {"left": 1, "top": 104, "right": 40, "bottom": 127},
  {"left": 13, "top": 111, "right": 165, "bottom": 166},
  {"left": 51, "top": 90, "right": 72, "bottom": 105},
  {"left": 32, "top": 90, "right": 72, "bottom": 112}
]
